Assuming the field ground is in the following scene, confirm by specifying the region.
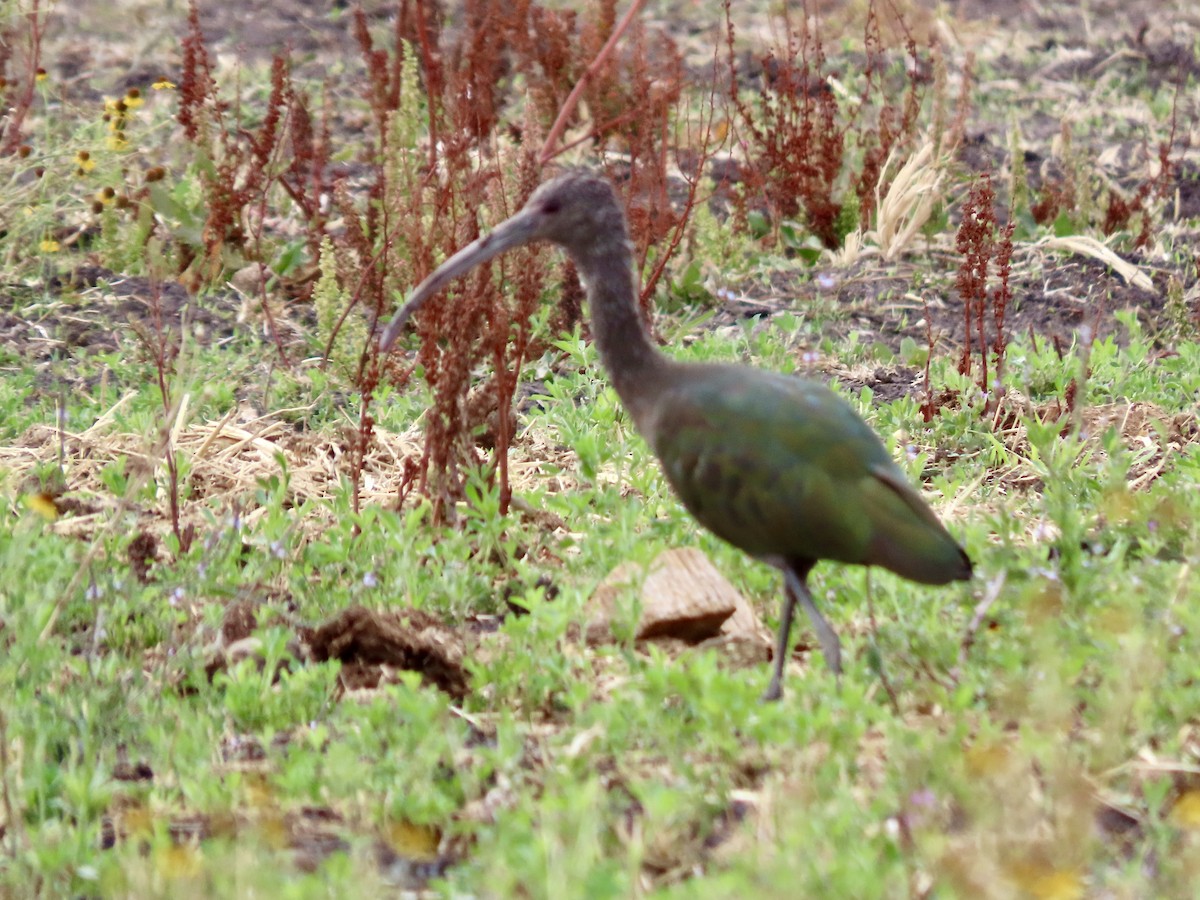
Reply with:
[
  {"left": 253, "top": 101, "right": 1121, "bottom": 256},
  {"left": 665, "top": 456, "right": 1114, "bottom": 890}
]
[{"left": 1, "top": 1, "right": 1199, "bottom": 897}]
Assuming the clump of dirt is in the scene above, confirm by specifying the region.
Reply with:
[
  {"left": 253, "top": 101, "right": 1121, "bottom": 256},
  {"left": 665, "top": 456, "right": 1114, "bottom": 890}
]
[
  {"left": 126, "top": 530, "right": 159, "bottom": 584},
  {"left": 304, "top": 605, "right": 470, "bottom": 700},
  {"left": 220, "top": 596, "right": 262, "bottom": 645},
  {"left": 203, "top": 590, "right": 301, "bottom": 681},
  {"left": 203, "top": 601, "right": 470, "bottom": 701}
]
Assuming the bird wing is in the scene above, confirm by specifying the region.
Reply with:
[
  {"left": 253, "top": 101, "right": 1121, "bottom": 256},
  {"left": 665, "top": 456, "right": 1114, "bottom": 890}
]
[
  {"left": 647, "top": 364, "right": 969, "bottom": 583},
  {"left": 648, "top": 365, "right": 899, "bottom": 564}
]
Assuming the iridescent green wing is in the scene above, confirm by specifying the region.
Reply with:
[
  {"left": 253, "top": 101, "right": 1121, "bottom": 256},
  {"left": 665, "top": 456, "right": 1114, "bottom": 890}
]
[{"left": 649, "top": 365, "right": 897, "bottom": 565}]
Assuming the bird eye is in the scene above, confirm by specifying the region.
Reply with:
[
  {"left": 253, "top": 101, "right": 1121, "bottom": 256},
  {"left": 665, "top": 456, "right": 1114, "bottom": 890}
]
[{"left": 541, "top": 198, "right": 561, "bottom": 214}]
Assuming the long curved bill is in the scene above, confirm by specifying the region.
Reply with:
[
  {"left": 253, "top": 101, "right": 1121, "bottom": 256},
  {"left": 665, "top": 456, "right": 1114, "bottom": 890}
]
[{"left": 377, "top": 207, "right": 541, "bottom": 355}]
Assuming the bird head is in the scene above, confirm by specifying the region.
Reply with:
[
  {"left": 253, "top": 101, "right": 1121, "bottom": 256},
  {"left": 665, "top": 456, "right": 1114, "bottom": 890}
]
[
  {"left": 378, "top": 172, "right": 627, "bottom": 354},
  {"left": 519, "top": 173, "right": 628, "bottom": 256}
]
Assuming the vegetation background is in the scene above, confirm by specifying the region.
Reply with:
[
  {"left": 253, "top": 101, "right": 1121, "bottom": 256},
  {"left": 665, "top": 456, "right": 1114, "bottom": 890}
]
[{"left": 0, "top": 0, "right": 1198, "bottom": 896}]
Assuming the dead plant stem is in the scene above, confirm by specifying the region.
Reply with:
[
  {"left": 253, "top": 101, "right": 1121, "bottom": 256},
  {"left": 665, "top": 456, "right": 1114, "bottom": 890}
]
[{"left": 539, "top": 0, "right": 649, "bottom": 164}]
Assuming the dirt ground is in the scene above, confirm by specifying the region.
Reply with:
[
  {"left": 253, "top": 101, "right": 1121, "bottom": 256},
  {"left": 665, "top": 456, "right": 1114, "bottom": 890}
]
[
  {"left": 4, "top": 0, "right": 1199, "bottom": 887},
  {"left": 12, "top": 0, "right": 1198, "bottom": 394}
]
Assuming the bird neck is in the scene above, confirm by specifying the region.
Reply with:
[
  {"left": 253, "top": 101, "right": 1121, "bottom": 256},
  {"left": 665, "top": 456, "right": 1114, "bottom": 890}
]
[{"left": 575, "top": 247, "right": 670, "bottom": 431}]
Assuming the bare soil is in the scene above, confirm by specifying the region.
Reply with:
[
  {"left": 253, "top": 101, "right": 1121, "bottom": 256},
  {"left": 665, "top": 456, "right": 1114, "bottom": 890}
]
[{"left": 11, "top": 1, "right": 1196, "bottom": 402}]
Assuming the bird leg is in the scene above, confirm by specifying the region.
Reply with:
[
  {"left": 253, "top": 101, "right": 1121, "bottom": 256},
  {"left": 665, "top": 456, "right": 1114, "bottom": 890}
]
[
  {"left": 786, "top": 568, "right": 842, "bottom": 678},
  {"left": 762, "top": 565, "right": 843, "bottom": 701},
  {"left": 761, "top": 586, "right": 797, "bottom": 703}
]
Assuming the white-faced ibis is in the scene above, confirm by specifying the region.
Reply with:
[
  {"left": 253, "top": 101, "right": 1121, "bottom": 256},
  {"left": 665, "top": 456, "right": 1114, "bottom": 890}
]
[{"left": 379, "top": 172, "right": 971, "bottom": 700}]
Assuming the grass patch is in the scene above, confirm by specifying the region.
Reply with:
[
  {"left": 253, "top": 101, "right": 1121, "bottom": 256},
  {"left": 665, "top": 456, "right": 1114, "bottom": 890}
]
[{"left": 1, "top": 0, "right": 1199, "bottom": 896}]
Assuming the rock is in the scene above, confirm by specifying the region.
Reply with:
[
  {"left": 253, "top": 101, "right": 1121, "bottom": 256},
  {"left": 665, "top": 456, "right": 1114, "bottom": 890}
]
[{"left": 588, "top": 547, "right": 765, "bottom": 645}]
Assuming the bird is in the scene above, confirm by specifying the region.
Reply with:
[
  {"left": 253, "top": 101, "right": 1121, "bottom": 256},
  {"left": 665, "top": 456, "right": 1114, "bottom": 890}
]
[{"left": 379, "top": 172, "right": 972, "bottom": 701}]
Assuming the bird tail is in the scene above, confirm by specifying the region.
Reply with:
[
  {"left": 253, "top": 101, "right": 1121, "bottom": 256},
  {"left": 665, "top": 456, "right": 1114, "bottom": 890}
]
[{"left": 862, "top": 466, "right": 972, "bottom": 585}]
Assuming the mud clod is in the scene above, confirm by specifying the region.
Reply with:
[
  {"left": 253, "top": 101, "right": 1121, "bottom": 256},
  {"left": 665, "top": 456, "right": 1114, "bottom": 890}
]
[{"left": 306, "top": 605, "right": 469, "bottom": 700}]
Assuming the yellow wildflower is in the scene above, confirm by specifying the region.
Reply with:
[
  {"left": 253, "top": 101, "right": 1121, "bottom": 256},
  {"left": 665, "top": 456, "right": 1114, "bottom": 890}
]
[
  {"left": 1170, "top": 790, "right": 1200, "bottom": 829},
  {"left": 39, "top": 238, "right": 60, "bottom": 253},
  {"left": 74, "top": 150, "right": 95, "bottom": 173},
  {"left": 152, "top": 77, "right": 176, "bottom": 90},
  {"left": 26, "top": 493, "right": 59, "bottom": 521}
]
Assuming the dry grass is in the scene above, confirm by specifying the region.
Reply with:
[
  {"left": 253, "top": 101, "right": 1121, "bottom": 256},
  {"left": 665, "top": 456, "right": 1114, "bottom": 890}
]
[{"left": 1034, "top": 236, "right": 1156, "bottom": 292}]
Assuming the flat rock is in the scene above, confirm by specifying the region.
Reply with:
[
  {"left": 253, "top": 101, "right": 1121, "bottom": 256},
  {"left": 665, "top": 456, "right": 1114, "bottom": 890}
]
[{"left": 588, "top": 547, "right": 766, "bottom": 645}]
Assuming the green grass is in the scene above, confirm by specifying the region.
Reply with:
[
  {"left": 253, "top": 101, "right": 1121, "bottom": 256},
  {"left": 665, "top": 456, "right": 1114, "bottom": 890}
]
[
  {"left": 3, "top": 2, "right": 1200, "bottom": 897},
  {"left": 3, "top": 302, "right": 1198, "bottom": 896}
]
